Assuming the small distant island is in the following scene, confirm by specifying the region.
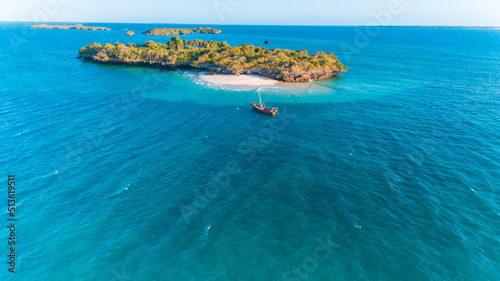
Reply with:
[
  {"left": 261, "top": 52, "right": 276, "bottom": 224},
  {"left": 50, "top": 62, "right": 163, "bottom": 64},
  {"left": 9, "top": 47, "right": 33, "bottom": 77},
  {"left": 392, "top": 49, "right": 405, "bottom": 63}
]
[
  {"left": 78, "top": 36, "right": 347, "bottom": 82},
  {"left": 32, "top": 23, "right": 111, "bottom": 31},
  {"left": 126, "top": 30, "right": 135, "bottom": 36},
  {"left": 143, "top": 27, "right": 222, "bottom": 36}
]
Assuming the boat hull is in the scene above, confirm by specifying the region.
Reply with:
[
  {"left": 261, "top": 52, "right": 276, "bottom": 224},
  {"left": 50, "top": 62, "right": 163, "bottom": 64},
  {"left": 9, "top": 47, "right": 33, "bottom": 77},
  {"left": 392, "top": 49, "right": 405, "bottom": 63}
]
[{"left": 251, "top": 103, "right": 278, "bottom": 116}]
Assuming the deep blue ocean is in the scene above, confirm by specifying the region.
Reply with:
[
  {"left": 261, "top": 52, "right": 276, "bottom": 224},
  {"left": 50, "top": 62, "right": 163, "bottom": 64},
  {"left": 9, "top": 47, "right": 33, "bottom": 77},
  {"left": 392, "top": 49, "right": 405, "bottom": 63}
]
[{"left": 0, "top": 23, "right": 499, "bottom": 280}]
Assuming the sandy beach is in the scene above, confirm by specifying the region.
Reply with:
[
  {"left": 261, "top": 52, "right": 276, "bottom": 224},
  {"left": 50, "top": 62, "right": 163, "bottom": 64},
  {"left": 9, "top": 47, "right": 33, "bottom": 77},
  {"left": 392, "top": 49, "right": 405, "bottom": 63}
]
[{"left": 198, "top": 73, "right": 279, "bottom": 88}]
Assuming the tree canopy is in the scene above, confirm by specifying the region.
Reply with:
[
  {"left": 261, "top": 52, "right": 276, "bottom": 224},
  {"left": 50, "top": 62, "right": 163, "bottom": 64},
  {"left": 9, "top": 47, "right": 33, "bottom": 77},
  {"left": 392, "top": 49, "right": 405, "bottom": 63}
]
[
  {"left": 32, "top": 24, "right": 111, "bottom": 31},
  {"left": 79, "top": 36, "right": 347, "bottom": 78},
  {"left": 143, "top": 27, "right": 222, "bottom": 36}
]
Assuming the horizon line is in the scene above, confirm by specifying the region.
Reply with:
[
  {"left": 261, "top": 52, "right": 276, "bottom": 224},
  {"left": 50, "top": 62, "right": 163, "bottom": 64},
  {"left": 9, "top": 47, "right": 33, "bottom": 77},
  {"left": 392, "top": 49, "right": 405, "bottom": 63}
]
[{"left": 2, "top": 21, "right": 499, "bottom": 28}]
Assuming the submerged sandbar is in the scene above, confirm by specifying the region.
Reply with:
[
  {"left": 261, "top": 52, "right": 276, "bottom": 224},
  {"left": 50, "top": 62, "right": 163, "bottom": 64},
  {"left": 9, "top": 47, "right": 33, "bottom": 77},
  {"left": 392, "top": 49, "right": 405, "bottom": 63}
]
[{"left": 199, "top": 73, "right": 279, "bottom": 88}]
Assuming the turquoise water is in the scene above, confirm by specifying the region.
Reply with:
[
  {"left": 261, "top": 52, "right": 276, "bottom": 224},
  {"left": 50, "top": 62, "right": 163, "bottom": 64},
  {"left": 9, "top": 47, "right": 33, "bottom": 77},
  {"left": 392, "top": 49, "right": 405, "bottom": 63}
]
[{"left": 1, "top": 23, "right": 499, "bottom": 280}]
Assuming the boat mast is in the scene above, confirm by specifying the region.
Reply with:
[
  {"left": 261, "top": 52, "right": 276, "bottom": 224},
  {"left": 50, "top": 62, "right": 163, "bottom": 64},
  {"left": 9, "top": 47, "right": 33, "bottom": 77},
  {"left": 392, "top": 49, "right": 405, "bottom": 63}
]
[{"left": 258, "top": 90, "right": 263, "bottom": 107}]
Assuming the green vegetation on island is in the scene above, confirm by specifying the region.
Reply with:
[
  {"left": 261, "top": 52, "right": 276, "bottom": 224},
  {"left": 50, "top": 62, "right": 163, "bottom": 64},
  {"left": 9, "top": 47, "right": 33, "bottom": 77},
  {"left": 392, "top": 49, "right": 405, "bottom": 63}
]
[
  {"left": 32, "top": 23, "right": 111, "bottom": 31},
  {"left": 78, "top": 36, "right": 347, "bottom": 82},
  {"left": 126, "top": 31, "right": 135, "bottom": 36},
  {"left": 143, "top": 27, "right": 222, "bottom": 36}
]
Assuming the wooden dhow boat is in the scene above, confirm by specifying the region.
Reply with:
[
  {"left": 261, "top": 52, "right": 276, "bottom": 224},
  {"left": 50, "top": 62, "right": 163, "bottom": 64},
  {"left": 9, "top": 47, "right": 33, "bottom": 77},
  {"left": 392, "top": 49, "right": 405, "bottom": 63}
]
[{"left": 251, "top": 90, "right": 278, "bottom": 116}]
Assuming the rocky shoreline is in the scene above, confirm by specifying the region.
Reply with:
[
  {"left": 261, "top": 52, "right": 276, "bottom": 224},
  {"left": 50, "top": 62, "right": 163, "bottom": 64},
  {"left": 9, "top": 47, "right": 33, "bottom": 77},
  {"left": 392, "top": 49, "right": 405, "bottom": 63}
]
[
  {"left": 32, "top": 24, "right": 111, "bottom": 31},
  {"left": 79, "top": 57, "right": 341, "bottom": 82},
  {"left": 78, "top": 37, "right": 347, "bottom": 82},
  {"left": 143, "top": 27, "right": 222, "bottom": 36}
]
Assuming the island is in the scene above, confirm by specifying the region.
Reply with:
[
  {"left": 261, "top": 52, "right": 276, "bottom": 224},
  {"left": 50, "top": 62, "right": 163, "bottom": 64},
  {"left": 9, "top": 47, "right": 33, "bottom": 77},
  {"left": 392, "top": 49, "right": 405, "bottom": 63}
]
[
  {"left": 143, "top": 27, "right": 222, "bottom": 36},
  {"left": 78, "top": 36, "right": 347, "bottom": 82},
  {"left": 32, "top": 23, "right": 111, "bottom": 31},
  {"left": 126, "top": 30, "right": 135, "bottom": 36}
]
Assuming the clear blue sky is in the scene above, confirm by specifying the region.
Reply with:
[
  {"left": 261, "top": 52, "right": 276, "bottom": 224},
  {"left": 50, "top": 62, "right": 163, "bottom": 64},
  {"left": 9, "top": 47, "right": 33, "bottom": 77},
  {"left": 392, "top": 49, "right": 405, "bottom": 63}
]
[{"left": 2, "top": 0, "right": 499, "bottom": 26}]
